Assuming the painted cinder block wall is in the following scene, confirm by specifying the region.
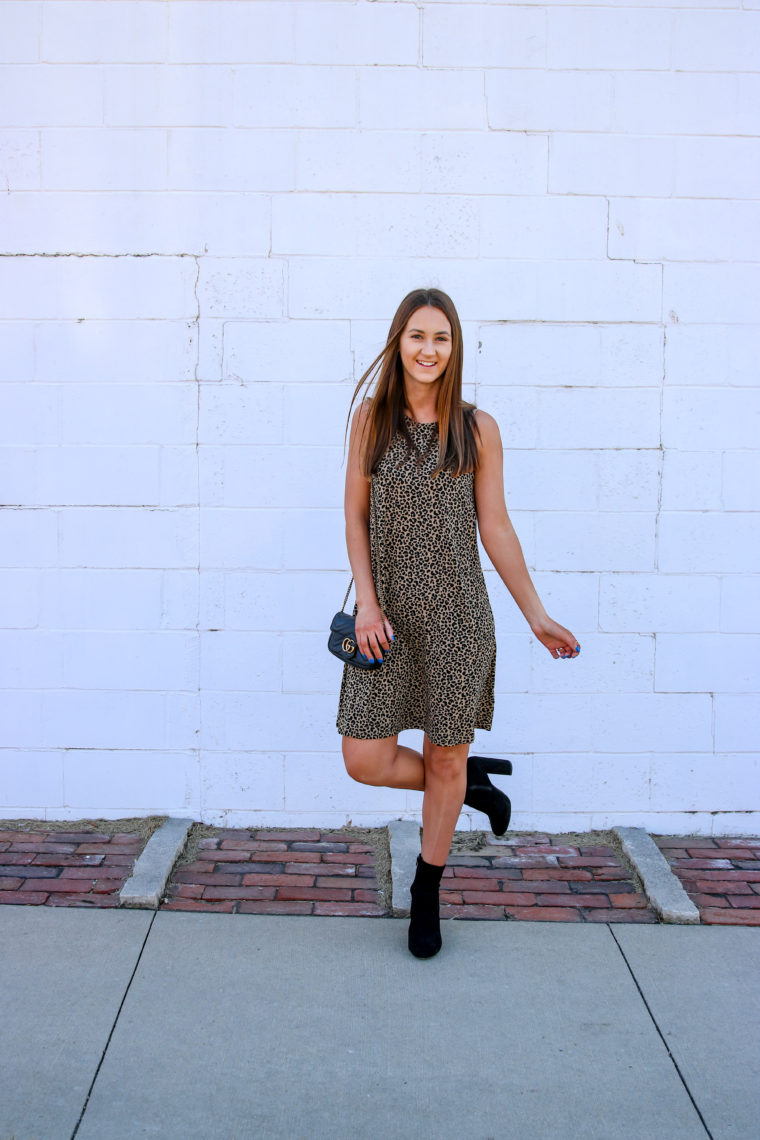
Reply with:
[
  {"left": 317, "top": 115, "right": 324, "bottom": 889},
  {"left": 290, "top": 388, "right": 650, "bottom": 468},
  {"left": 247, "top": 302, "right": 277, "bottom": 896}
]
[{"left": 1, "top": 1, "right": 758, "bottom": 834}]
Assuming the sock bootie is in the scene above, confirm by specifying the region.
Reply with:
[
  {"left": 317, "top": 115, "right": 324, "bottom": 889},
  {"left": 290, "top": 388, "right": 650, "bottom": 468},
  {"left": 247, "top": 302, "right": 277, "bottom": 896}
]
[
  {"left": 464, "top": 755, "right": 513, "bottom": 837},
  {"left": 408, "top": 854, "right": 445, "bottom": 959}
]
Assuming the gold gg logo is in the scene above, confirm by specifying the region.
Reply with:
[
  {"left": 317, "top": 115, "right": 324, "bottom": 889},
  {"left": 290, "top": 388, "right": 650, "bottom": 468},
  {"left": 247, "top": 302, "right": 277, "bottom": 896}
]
[{"left": 342, "top": 637, "right": 356, "bottom": 654}]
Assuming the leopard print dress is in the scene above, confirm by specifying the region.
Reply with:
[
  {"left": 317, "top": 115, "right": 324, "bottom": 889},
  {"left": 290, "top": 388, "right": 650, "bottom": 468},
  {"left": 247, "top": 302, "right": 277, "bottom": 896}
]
[{"left": 336, "top": 413, "right": 496, "bottom": 748}]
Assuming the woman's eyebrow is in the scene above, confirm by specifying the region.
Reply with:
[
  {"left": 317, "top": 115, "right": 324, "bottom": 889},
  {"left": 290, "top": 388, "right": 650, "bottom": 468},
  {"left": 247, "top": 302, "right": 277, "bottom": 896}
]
[{"left": 409, "top": 328, "right": 450, "bottom": 335}]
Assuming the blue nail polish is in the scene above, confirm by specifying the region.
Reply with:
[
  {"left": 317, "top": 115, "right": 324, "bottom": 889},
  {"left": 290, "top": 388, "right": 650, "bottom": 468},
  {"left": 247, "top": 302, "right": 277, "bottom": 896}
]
[{"left": 390, "top": 635, "right": 395, "bottom": 641}]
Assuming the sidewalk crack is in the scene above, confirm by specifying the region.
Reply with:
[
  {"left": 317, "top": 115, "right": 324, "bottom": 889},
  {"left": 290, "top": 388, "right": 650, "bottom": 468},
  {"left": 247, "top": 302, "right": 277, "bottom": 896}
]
[
  {"left": 69, "top": 911, "right": 157, "bottom": 1140},
  {"left": 608, "top": 926, "right": 713, "bottom": 1139}
]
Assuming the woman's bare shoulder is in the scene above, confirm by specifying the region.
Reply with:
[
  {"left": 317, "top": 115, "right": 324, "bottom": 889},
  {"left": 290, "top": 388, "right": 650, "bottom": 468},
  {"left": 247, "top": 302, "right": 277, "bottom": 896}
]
[
  {"left": 351, "top": 397, "right": 373, "bottom": 427},
  {"left": 472, "top": 407, "right": 501, "bottom": 445}
]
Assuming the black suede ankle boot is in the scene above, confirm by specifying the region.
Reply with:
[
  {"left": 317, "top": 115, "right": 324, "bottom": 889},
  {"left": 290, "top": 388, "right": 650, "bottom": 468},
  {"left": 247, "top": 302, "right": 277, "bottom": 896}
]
[
  {"left": 464, "top": 755, "right": 513, "bottom": 837},
  {"left": 408, "top": 854, "right": 445, "bottom": 959}
]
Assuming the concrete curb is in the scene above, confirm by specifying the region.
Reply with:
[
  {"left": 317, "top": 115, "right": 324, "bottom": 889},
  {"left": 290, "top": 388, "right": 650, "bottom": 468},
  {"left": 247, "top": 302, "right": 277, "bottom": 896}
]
[
  {"left": 119, "top": 817, "right": 194, "bottom": 909},
  {"left": 387, "top": 819, "right": 420, "bottom": 917},
  {"left": 613, "top": 826, "right": 700, "bottom": 925}
]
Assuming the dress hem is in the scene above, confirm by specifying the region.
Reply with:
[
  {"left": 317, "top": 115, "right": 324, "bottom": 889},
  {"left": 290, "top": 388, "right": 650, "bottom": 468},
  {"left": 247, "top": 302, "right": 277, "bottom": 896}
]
[{"left": 336, "top": 717, "right": 493, "bottom": 749}]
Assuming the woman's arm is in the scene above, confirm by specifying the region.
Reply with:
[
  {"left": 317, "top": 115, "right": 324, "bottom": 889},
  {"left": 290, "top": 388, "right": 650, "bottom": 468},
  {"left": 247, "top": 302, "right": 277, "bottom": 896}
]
[
  {"left": 344, "top": 401, "right": 394, "bottom": 661},
  {"left": 473, "top": 410, "right": 579, "bottom": 660}
]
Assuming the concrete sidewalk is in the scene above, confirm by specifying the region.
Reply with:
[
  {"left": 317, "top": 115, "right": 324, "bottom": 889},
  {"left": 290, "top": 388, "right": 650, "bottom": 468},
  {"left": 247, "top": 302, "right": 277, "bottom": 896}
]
[{"left": 2, "top": 908, "right": 758, "bottom": 1140}]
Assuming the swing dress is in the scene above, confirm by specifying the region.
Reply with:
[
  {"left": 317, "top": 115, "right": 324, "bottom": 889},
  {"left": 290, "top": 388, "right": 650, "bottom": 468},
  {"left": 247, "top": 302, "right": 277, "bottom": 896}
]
[{"left": 335, "top": 412, "right": 496, "bottom": 748}]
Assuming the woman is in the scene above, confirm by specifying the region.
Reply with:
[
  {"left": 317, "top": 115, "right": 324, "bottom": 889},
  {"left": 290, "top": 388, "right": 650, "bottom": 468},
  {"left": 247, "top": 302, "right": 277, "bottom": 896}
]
[{"left": 336, "top": 287, "right": 580, "bottom": 959}]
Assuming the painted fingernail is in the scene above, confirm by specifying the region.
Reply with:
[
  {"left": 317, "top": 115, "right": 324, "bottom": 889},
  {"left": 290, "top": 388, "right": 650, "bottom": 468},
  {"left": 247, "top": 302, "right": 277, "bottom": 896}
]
[{"left": 390, "top": 635, "right": 395, "bottom": 641}]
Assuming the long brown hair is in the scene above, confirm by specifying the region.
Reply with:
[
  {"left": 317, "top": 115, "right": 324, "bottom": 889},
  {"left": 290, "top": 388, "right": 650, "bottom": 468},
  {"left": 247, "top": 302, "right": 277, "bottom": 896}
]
[{"left": 343, "top": 287, "right": 482, "bottom": 479}]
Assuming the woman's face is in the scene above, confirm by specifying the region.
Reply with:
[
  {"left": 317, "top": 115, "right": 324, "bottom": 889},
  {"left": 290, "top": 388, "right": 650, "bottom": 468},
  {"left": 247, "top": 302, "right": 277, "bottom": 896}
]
[{"left": 398, "top": 306, "right": 453, "bottom": 391}]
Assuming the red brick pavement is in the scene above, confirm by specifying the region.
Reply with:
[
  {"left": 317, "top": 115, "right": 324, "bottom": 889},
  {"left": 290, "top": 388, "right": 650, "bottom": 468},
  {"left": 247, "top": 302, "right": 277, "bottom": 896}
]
[
  {"left": 0, "top": 830, "right": 144, "bottom": 906},
  {"left": 165, "top": 832, "right": 657, "bottom": 922},
  {"left": 654, "top": 835, "right": 760, "bottom": 926},
  {"left": 439, "top": 836, "right": 658, "bottom": 923},
  {"left": 163, "top": 830, "right": 387, "bottom": 916},
  {"left": 4, "top": 825, "right": 758, "bottom": 924}
]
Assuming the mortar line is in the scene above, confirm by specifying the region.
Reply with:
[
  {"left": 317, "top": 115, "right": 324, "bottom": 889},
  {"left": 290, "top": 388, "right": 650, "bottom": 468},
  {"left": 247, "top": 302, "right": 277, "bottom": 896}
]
[
  {"left": 608, "top": 925, "right": 713, "bottom": 1140},
  {"left": 69, "top": 910, "right": 157, "bottom": 1140}
]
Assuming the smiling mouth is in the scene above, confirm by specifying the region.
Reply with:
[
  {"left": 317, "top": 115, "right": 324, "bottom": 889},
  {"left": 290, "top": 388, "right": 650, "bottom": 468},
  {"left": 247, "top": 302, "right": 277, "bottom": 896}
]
[{"left": 416, "top": 361, "right": 437, "bottom": 368}]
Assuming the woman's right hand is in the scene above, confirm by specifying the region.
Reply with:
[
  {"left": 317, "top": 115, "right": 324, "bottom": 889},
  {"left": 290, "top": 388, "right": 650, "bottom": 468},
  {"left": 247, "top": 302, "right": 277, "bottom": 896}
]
[{"left": 355, "top": 601, "right": 395, "bottom": 664}]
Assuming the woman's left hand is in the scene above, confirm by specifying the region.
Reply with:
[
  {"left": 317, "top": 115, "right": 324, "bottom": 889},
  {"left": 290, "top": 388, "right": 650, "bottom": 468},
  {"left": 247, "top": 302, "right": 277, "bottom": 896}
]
[{"left": 530, "top": 616, "right": 581, "bottom": 660}]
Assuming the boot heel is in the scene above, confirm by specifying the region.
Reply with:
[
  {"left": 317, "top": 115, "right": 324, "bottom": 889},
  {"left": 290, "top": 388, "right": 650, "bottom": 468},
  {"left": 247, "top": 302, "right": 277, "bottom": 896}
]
[
  {"left": 468, "top": 755, "right": 513, "bottom": 777},
  {"left": 464, "top": 756, "right": 512, "bottom": 837}
]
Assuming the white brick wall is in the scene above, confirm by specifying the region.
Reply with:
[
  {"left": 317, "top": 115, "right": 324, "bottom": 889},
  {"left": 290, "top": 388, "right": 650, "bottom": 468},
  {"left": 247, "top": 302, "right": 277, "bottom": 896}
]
[{"left": 1, "top": 0, "right": 757, "bottom": 834}]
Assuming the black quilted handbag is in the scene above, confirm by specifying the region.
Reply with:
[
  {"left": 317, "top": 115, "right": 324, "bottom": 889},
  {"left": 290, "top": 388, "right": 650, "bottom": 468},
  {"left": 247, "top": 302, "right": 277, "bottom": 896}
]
[{"left": 328, "top": 577, "right": 383, "bottom": 670}]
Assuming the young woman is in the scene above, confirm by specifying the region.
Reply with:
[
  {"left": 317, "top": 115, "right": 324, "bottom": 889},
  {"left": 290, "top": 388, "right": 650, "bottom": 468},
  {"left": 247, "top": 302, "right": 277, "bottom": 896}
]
[{"left": 336, "top": 287, "right": 580, "bottom": 959}]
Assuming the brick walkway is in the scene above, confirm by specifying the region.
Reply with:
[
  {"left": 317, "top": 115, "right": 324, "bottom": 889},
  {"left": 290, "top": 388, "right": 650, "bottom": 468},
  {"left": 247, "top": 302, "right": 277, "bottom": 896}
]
[
  {"left": 440, "top": 836, "right": 657, "bottom": 922},
  {"left": 0, "top": 830, "right": 143, "bottom": 907},
  {"left": 2, "top": 826, "right": 758, "bottom": 924},
  {"left": 164, "top": 830, "right": 387, "bottom": 916},
  {"left": 654, "top": 836, "right": 760, "bottom": 926},
  {"left": 165, "top": 831, "right": 656, "bottom": 922}
]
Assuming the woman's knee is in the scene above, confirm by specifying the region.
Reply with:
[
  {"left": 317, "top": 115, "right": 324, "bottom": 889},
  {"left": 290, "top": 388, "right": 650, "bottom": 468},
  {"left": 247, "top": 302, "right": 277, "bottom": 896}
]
[
  {"left": 342, "top": 738, "right": 393, "bottom": 786},
  {"left": 343, "top": 752, "right": 379, "bottom": 785},
  {"left": 425, "top": 745, "right": 467, "bottom": 784}
]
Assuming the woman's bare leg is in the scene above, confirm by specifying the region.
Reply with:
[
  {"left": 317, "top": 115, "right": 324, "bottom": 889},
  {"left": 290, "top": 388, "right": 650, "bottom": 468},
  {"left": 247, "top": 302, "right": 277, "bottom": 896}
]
[
  {"left": 342, "top": 733, "right": 468, "bottom": 863},
  {"left": 342, "top": 734, "right": 425, "bottom": 791},
  {"left": 342, "top": 734, "right": 468, "bottom": 861},
  {"left": 420, "top": 737, "right": 469, "bottom": 865},
  {"left": 405, "top": 736, "right": 468, "bottom": 958},
  {"left": 421, "top": 738, "right": 469, "bottom": 861}
]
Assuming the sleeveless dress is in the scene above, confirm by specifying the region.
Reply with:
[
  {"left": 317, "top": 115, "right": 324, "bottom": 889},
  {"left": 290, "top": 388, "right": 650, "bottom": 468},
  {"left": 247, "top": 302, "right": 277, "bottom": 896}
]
[{"left": 335, "top": 413, "right": 496, "bottom": 748}]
